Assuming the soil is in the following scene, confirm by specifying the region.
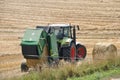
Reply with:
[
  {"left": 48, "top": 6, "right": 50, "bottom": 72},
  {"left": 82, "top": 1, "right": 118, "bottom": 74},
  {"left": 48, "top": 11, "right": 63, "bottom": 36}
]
[{"left": 0, "top": 54, "right": 25, "bottom": 79}]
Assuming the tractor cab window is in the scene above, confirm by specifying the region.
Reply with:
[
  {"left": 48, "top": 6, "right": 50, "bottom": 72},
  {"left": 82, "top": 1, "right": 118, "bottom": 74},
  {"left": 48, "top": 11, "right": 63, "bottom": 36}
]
[
  {"left": 54, "top": 27, "right": 70, "bottom": 39},
  {"left": 64, "top": 27, "right": 70, "bottom": 37},
  {"left": 49, "top": 27, "right": 55, "bottom": 34},
  {"left": 55, "top": 28, "right": 63, "bottom": 39},
  {"left": 54, "top": 28, "right": 63, "bottom": 35}
]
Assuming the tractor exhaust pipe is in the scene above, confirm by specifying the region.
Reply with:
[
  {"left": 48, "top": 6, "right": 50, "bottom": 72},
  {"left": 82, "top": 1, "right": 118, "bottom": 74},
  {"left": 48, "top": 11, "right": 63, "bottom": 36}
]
[
  {"left": 77, "top": 25, "right": 80, "bottom": 30},
  {"left": 73, "top": 25, "right": 80, "bottom": 44},
  {"left": 73, "top": 26, "right": 76, "bottom": 45}
]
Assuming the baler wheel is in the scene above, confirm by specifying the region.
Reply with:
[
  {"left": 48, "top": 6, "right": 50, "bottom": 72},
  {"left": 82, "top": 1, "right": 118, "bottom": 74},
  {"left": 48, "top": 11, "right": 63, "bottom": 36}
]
[{"left": 21, "top": 62, "right": 29, "bottom": 72}]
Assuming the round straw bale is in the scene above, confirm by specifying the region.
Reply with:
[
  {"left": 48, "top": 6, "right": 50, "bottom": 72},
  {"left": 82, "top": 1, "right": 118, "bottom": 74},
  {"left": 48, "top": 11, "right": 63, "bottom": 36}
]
[{"left": 92, "top": 43, "right": 117, "bottom": 61}]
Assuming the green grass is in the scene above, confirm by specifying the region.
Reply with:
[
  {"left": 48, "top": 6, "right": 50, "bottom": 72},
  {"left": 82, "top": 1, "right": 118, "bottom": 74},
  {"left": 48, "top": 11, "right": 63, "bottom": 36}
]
[
  {"left": 68, "top": 67, "right": 120, "bottom": 80},
  {"left": 9, "top": 56, "right": 120, "bottom": 80}
]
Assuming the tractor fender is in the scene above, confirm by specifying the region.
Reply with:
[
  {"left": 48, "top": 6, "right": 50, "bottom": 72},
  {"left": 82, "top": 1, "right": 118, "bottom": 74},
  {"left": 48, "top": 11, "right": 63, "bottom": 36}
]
[{"left": 76, "top": 42, "right": 83, "bottom": 46}]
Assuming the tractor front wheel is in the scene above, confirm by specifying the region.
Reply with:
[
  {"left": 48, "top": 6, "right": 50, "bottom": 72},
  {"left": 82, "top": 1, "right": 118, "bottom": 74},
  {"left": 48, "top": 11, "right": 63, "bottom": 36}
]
[{"left": 76, "top": 44, "right": 87, "bottom": 60}]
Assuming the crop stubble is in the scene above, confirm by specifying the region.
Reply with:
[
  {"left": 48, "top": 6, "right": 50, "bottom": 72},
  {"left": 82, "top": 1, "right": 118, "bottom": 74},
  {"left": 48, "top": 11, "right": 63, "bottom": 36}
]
[{"left": 0, "top": 0, "right": 120, "bottom": 79}]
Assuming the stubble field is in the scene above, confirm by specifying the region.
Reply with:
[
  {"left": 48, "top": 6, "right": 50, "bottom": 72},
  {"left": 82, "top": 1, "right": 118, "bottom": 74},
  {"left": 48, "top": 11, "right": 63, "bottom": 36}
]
[{"left": 0, "top": 0, "right": 120, "bottom": 79}]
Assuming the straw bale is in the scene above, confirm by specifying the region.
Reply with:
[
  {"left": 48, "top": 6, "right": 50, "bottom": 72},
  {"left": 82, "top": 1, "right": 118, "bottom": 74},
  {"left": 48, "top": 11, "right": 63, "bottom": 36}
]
[{"left": 92, "top": 43, "right": 117, "bottom": 60}]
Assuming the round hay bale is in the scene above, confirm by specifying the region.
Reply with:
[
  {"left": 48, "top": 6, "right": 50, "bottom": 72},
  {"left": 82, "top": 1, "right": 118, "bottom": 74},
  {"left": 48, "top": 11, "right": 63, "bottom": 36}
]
[{"left": 92, "top": 43, "right": 117, "bottom": 61}]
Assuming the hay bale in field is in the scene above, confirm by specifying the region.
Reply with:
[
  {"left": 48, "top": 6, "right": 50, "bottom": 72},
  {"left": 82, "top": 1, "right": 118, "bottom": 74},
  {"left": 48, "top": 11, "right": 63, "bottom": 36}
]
[{"left": 92, "top": 43, "right": 117, "bottom": 60}]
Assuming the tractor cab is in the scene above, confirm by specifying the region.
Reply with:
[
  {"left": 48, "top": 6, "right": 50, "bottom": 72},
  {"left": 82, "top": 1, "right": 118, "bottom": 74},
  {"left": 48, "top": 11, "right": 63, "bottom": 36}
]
[{"left": 49, "top": 24, "right": 71, "bottom": 40}]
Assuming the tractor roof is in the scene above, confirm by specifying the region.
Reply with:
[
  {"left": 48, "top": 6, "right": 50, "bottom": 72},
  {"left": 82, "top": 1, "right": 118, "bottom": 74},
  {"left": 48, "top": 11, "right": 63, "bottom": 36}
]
[
  {"left": 36, "top": 24, "right": 72, "bottom": 33},
  {"left": 48, "top": 24, "right": 70, "bottom": 27}
]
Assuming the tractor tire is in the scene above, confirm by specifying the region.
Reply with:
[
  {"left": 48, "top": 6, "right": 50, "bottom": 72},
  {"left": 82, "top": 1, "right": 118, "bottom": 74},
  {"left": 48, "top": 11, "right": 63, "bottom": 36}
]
[
  {"left": 70, "top": 42, "right": 76, "bottom": 62},
  {"left": 76, "top": 44, "right": 87, "bottom": 60},
  {"left": 21, "top": 62, "right": 29, "bottom": 72}
]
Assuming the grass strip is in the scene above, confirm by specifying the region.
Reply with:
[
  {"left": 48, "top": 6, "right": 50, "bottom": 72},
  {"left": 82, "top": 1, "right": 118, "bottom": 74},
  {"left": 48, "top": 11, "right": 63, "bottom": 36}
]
[
  {"left": 68, "top": 67, "right": 120, "bottom": 80},
  {"left": 7, "top": 56, "right": 120, "bottom": 80}
]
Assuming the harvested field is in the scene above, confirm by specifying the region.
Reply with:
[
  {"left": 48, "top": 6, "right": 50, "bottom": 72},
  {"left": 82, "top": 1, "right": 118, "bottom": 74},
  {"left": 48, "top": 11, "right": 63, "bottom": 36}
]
[{"left": 0, "top": 0, "right": 120, "bottom": 79}]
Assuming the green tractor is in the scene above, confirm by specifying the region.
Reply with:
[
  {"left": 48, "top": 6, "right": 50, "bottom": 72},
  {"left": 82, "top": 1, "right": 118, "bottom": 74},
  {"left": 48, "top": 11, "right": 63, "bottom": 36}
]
[{"left": 21, "top": 24, "right": 87, "bottom": 72}]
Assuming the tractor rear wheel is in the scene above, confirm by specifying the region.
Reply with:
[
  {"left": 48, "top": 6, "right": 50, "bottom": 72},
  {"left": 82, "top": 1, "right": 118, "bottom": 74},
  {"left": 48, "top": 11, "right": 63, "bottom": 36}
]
[
  {"left": 76, "top": 44, "right": 86, "bottom": 60},
  {"left": 21, "top": 62, "right": 29, "bottom": 72},
  {"left": 70, "top": 42, "right": 76, "bottom": 62}
]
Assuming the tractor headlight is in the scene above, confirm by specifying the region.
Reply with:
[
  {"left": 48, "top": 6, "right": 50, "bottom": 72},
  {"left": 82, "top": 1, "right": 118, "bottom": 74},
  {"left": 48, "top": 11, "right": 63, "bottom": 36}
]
[{"left": 62, "top": 42, "right": 70, "bottom": 47}]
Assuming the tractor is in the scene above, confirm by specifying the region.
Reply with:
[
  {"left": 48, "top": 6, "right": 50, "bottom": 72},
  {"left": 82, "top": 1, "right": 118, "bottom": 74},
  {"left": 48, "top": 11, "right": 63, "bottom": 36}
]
[{"left": 21, "top": 24, "right": 87, "bottom": 72}]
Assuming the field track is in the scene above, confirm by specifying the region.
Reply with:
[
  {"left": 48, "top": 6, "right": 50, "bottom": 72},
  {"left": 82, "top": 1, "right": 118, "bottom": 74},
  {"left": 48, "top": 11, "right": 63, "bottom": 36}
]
[{"left": 0, "top": 0, "right": 120, "bottom": 79}]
